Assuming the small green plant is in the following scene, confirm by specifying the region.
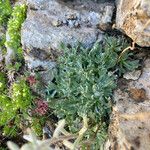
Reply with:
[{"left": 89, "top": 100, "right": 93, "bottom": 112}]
[
  {"left": 0, "top": 1, "right": 26, "bottom": 71},
  {"left": 0, "top": 34, "right": 7, "bottom": 56},
  {"left": 0, "top": 72, "right": 7, "bottom": 93},
  {"left": 0, "top": 79, "right": 32, "bottom": 136},
  {"left": 0, "top": 0, "right": 12, "bottom": 60},
  {"left": 0, "top": 73, "right": 48, "bottom": 137},
  {"left": 5, "top": 4, "right": 27, "bottom": 68},
  {"left": 46, "top": 36, "right": 139, "bottom": 149},
  {"left": 104, "top": 37, "right": 139, "bottom": 75},
  {"left": 31, "top": 117, "right": 46, "bottom": 136},
  {"left": 0, "top": 147, "right": 7, "bottom": 150},
  {"left": 0, "top": 0, "right": 12, "bottom": 26}
]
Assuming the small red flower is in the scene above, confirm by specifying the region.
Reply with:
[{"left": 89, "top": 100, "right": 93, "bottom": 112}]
[
  {"left": 34, "top": 99, "right": 48, "bottom": 116},
  {"left": 27, "top": 75, "right": 37, "bottom": 86}
]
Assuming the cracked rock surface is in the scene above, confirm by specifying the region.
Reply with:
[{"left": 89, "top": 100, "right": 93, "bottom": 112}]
[
  {"left": 106, "top": 56, "right": 150, "bottom": 150},
  {"left": 116, "top": 0, "right": 150, "bottom": 47},
  {"left": 22, "top": 0, "right": 114, "bottom": 52},
  {"left": 21, "top": 0, "right": 114, "bottom": 73}
]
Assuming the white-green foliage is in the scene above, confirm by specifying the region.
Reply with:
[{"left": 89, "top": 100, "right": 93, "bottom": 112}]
[{"left": 46, "top": 36, "right": 139, "bottom": 148}]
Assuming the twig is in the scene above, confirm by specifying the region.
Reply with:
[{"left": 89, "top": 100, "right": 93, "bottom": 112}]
[
  {"left": 118, "top": 18, "right": 150, "bottom": 62},
  {"left": 40, "top": 134, "right": 78, "bottom": 146}
]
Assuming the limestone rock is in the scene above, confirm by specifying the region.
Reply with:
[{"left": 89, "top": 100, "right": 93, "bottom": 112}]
[
  {"left": 131, "top": 59, "right": 150, "bottom": 99},
  {"left": 116, "top": 0, "right": 150, "bottom": 47},
  {"left": 106, "top": 58, "right": 150, "bottom": 150},
  {"left": 21, "top": 0, "right": 114, "bottom": 84},
  {"left": 24, "top": 52, "right": 56, "bottom": 83},
  {"left": 123, "top": 70, "right": 141, "bottom": 80},
  {"left": 22, "top": 0, "right": 114, "bottom": 52}
]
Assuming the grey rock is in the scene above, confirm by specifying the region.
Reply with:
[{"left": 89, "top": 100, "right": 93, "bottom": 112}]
[
  {"left": 130, "top": 59, "right": 150, "bottom": 99},
  {"left": 106, "top": 58, "right": 150, "bottom": 150},
  {"left": 101, "top": 5, "right": 114, "bottom": 24},
  {"left": 21, "top": 0, "right": 114, "bottom": 84},
  {"left": 22, "top": 23, "right": 100, "bottom": 53},
  {"left": 116, "top": 0, "right": 150, "bottom": 47},
  {"left": 51, "top": 19, "right": 62, "bottom": 27},
  {"left": 123, "top": 70, "right": 142, "bottom": 80},
  {"left": 24, "top": 53, "right": 56, "bottom": 86},
  {"left": 22, "top": 0, "right": 114, "bottom": 52}
]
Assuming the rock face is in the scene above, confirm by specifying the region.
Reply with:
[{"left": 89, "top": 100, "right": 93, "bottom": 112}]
[
  {"left": 21, "top": 0, "right": 114, "bottom": 83},
  {"left": 106, "top": 58, "right": 150, "bottom": 150},
  {"left": 116, "top": 0, "right": 150, "bottom": 47}
]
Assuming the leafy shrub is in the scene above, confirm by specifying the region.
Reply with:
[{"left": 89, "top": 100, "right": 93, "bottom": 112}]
[
  {"left": 0, "top": 0, "right": 12, "bottom": 26},
  {"left": 46, "top": 36, "right": 139, "bottom": 148}
]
